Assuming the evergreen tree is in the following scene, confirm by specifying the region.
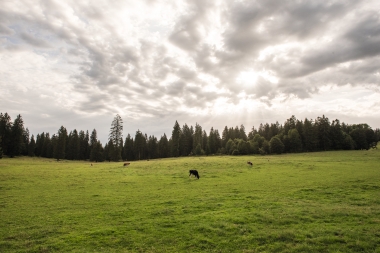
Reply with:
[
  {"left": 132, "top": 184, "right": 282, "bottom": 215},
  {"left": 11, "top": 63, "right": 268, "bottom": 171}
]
[
  {"left": 222, "top": 126, "right": 229, "bottom": 148},
  {"left": 41, "top": 133, "right": 51, "bottom": 157},
  {"left": 9, "top": 114, "right": 25, "bottom": 157},
  {"left": 288, "top": 129, "right": 303, "bottom": 152},
  {"left": 193, "top": 123, "right": 203, "bottom": 153},
  {"left": 0, "top": 113, "right": 12, "bottom": 155},
  {"left": 239, "top": 124, "right": 248, "bottom": 141},
  {"left": 180, "top": 124, "right": 193, "bottom": 156},
  {"left": 0, "top": 136, "right": 3, "bottom": 159},
  {"left": 46, "top": 133, "right": 54, "bottom": 158},
  {"left": 134, "top": 130, "right": 146, "bottom": 160},
  {"left": 90, "top": 140, "right": 104, "bottom": 162},
  {"left": 28, "top": 135, "right": 36, "bottom": 156},
  {"left": 147, "top": 135, "right": 158, "bottom": 159},
  {"left": 171, "top": 121, "right": 181, "bottom": 157},
  {"left": 330, "top": 119, "right": 345, "bottom": 150},
  {"left": 35, "top": 133, "right": 44, "bottom": 157},
  {"left": 78, "top": 130, "right": 89, "bottom": 160},
  {"left": 67, "top": 129, "right": 80, "bottom": 160},
  {"left": 202, "top": 130, "right": 208, "bottom": 154},
  {"left": 109, "top": 114, "right": 123, "bottom": 161},
  {"left": 89, "top": 129, "right": 98, "bottom": 158},
  {"left": 54, "top": 126, "right": 67, "bottom": 161},
  {"left": 302, "top": 118, "right": 318, "bottom": 152},
  {"left": 21, "top": 128, "right": 30, "bottom": 156},
  {"left": 208, "top": 127, "right": 216, "bottom": 154},
  {"left": 315, "top": 115, "right": 331, "bottom": 151},
  {"left": 158, "top": 134, "right": 169, "bottom": 158},
  {"left": 123, "top": 134, "right": 134, "bottom": 161}
]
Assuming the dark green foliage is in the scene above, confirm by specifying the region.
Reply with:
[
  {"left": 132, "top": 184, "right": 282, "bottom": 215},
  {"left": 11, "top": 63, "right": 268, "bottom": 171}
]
[
  {"left": 158, "top": 134, "right": 169, "bottom": 158},
  {"left": 180, "top": 124, "right": 193, "bottom": 156},
  {"left": 0, "top": 136, "right": 3, "bottom": 159},
  {"left": 8, "top": 114, "right": 25, "bottom": 158},
  {"left": 261, "top": 140, "right": 270, "bottom": 154},
  {"left": 134, "top": 130, "right": 146, "bottom": 160},
  {"left": 236, "top": 139, "right": 249, "bottom": 155},
  {"left": 0, "top": 113, "right": 12, "bottom": 155},
  {"left": 28, "top": 135, "right": 36, "bottom": 156},
  {"left": 147, "top": 135, "right": 158, "bottom": 159},
  {"left": 287, "top": 129, "right": 303, "bottom": 152},
  {"left": 316, "top": 115, "right": 331, "bottom": 151},
  {"left": 90, "top": 140, "right": 104, "bottom": 162},
  {"left": 0, "top": 112, "right": 378, "bottom": 161},
  {"left": 123, "top": 134, "right": 134, "bottom": 161},
  {"left": 109, "top": 115, "right": 123, "bottom": 161},
  {"left": 54, "top": 126, "right": 67, "bottom": 161},
  {"left": 171, "top": 121, "right": 181, "bottom": 157},
  {"left": 193, "top": 143, "right": 204, "bottom": 156},
  {"left": 192, "top": 123, "right": 203, "bottom": 153},
  {"left": 67, "top": 129, "right": 80, "bottom": 160},
  {"left": 270, "top": 136, "right": 284, "bottom": 154},
  {"left": 21, "top": 128, "right": 29, "bottom": 156}
]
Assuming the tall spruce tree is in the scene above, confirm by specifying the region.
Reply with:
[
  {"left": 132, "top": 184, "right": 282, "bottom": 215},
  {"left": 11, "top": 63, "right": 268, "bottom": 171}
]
[
  {"left": 9, "top": 114, "right": 25, "bottom": 157},
  {"left": 28, "top": 135, "right": 36, "bottom": 156},
  {"left": 54, "top": 126, "right": 67, "bottom": 161},
  {"left": 0, "top": 136, "right": 3, "bottom": 158},
  {"left": 171, "top": 121, "right": 181, "bottom": 157},
  {"left": 158, "top": 134, "right": 169, "bottom": 158},
  {"left": 134, "top": 130, "right": 146, "bottom": 160},
  {"left": 0, "top": 113, "right": 12, "bottom": 155},
  {"left": 123, "top": 134, "right": 134, "bottom": 161},
  {"left": 109, "top": 114, "right": 123, "bottom": 161}
]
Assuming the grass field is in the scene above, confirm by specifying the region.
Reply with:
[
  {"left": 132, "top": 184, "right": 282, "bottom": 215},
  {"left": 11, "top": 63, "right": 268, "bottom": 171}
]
[{"left": 1, "top": 149, "right": 380, "bottom": 252}]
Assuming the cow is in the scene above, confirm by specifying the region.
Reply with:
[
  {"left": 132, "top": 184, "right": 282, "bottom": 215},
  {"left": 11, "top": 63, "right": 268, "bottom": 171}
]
[
  {"left": 189, "top": 170, "right": 200, "bottom": 179},
  {"left": 247, "top": 161, "right": 253, "bottom": 166},
  {"left": 123, "top": 162, "right": 130, "bottom": 166}
]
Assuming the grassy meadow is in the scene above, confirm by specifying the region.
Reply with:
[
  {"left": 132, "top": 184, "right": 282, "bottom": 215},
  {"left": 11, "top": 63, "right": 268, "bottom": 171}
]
[{"left": 1, "top": 149, "right": 380, "bottom": 252}]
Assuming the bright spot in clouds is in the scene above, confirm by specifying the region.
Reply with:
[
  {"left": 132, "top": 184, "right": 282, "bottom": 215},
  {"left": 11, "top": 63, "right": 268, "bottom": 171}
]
[{"left": 0, "top": 0, "right": 379, "bottom": 143}]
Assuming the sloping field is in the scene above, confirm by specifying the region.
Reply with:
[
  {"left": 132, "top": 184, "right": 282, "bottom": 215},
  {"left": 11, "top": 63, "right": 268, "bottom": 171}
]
[{"left": 1, "top": 149, "right": 380, "bottom": 252}]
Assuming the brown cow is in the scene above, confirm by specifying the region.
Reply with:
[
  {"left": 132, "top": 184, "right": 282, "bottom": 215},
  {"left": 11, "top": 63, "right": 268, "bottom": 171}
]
[{"left": 123, "top": 162, "right": 130, "bottom": 166}]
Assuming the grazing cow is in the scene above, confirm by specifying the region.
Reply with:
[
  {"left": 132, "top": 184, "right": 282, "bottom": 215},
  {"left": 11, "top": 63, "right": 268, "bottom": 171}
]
[
  {"left": 189, "top": 170, "right": 200, "bottom": 179},
  {"left": 123, "top": 162, "right": 130, "bottom": 166},
  {"left": 247, "top": 161, "right": 253, "bottom": 166}
]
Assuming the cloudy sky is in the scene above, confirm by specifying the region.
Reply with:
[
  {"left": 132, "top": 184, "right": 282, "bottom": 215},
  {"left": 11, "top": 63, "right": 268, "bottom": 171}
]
[{"left": 1, "top": 0, "right": 379, "bottom": 143}]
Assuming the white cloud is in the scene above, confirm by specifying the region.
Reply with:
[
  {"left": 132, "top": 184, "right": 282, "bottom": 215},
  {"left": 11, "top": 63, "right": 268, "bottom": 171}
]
[{"left": 0, "top": 0, "right": 379, "bottom": 142}]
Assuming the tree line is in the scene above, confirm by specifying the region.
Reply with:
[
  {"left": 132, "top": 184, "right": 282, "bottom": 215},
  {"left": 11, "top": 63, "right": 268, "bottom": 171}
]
[{"left": 1, "top": 112, "right": 379, "bottom": 161}]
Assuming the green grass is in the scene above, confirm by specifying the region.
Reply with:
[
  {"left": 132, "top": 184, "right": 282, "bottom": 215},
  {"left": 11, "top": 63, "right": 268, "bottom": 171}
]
[{"left": 1, "top": 149, "right": 380, "bottom": 252}]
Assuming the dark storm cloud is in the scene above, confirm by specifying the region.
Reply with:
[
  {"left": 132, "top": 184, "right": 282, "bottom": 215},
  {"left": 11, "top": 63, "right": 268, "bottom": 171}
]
[{"left": 284, "top": 13, "right": 380, "bottom": 79}]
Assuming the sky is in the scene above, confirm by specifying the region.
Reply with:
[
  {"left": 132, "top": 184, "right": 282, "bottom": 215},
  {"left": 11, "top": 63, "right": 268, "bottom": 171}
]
[{"left": 1, "top": 0, "right": 380, "bottom": 144}]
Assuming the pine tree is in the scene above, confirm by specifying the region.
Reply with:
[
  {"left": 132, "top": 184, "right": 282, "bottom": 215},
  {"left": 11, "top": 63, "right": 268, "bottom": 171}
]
[
  {"left": 90, "top": 140, "right": 104, "bottom": 162},
  {"left": 0, "top": 113, "right": 12, "bottom": 156},
  {"left": 28, "top": 135, "right": 36, "bottom": 156},
  {"left": 171, "top": 121, "right": 181, "bottom": 157},
  {"left": 0, "top": 136, "right": 3, "bottom": 159},
  {"left": 158, "top": 134, "right": 169, "bottom": 158},
  {"left": 109, "top": 115, "right": 123, "bottom": 161},
  {"left": 54, "top": 126, "right": 67, "bottom": 161},
  {"left": 9, "top": 114, "right": 24, "bottom": 158},
  {"left": 123, "top": 134, "right": 134, "bottom": 161},
  {"left": 134, "top": 130, "right": 146, "bottom": 160}
]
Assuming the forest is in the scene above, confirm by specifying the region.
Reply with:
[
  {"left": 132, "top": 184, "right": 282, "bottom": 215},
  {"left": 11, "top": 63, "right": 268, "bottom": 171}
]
[{"left": 0, "top": 112, "right": 379, "bottom": 161}]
